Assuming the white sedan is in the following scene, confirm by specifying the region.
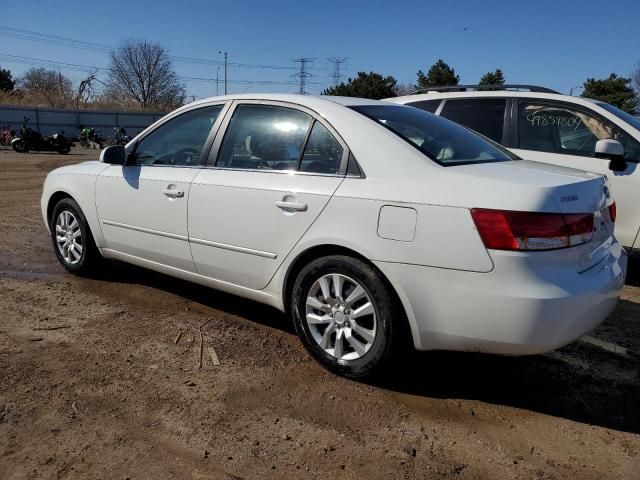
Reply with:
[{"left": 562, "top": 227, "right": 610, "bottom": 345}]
[{"left": 41, "top": 94, "right": 627, "bottom": 378}]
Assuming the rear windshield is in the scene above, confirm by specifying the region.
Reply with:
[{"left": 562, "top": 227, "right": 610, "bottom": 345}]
[{"left": 351, "top": 104, "right": 517, "bottom": 166}]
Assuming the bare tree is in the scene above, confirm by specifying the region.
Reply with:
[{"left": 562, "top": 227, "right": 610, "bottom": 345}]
[
  {"left": 107, "top": 38, "right": 185, "bottom": 110},
  {"left": 19, "top": 67, "right": 73, "bottom": 108},
  {"left": 75, "top": 69, "right": 101, "bottom": 110}
]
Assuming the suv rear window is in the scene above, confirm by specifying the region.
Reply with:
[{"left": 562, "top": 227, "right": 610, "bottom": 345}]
[
  {"left": 439, "top": 98, "right": 507, "bottom": 143},
  {"left": 351, "top": 104, "right": 516, "bottom": 166}
]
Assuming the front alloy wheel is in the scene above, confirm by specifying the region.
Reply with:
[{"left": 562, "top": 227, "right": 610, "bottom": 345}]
[
  {"left": 50, "top": 197, "right": 102, "bottom": 275},
  {"left": 54, "top": 210, "right": 83, "bottom": 265}
]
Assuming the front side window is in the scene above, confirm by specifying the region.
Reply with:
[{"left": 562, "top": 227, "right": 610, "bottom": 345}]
[
  {"left": 351, "top": 104, "right": 516, "bottom": 166},
  {"left": 518, "top": 101, "right": 615, "bottom": 157},
  {"left": 439, "top": 98, "right": 507, "bottom": 143},
  {"left": 130, "top": 105, "right": 223, "bottom": 166},
  {"left": 216, "top": 104, "right": 312, "bottom": 170}
]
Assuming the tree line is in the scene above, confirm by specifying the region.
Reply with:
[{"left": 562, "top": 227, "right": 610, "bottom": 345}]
[
  {"left": 323, "top": 59, "right": 639, "bottom": 114},
  {"left": 0, "top": 42, "right": 639, "bottom": 114}
]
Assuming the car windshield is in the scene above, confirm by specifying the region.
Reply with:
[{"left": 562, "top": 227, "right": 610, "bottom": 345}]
[
  {"left": 350, "top": 104, "right": 517, "bottom": 166},
  {"left": 597, "top": 102, "right": 640, "bottom": 131}
]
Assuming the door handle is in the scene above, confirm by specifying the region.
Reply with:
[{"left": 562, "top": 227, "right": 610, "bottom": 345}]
[
  {"left": 163, "top": 189, "right": 184, "bottom": 198},
  {"left": 275, "top": 200, "right": 307, "bottom": 212}
]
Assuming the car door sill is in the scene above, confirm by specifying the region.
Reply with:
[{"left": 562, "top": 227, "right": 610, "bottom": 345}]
[{"left": 100, "top": 248, "right": 282, "bottom": 310}]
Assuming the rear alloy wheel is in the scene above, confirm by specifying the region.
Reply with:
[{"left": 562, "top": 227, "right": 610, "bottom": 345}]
[
  {"left": 306, "top": 273, "right": 377, "bottom": 361},
  {"left": 50, "top": 198, "right": 102, "bottom": 275},
  {"left": 292, "top": 255, "right": 398, "bottom": 378}
]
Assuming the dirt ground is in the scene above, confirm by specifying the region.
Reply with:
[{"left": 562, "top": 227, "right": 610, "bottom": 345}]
[{"left": 0, "top": 147, "right": 639, "bottom": 480}]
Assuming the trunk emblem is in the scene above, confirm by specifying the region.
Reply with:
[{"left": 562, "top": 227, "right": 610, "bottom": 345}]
[{"left": 560, "top": 195, "right": 578, "bottom": 203}]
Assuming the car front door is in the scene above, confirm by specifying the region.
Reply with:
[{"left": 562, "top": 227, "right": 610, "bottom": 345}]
[
  {"left": 510, "top": 99, "right": 640, "bottom": 249},
  {"left": 96, "top": 104, "right": 226, "bottom": 271},
  {"left": 188, "top": 101, "right": 348, "bottom": 290}
]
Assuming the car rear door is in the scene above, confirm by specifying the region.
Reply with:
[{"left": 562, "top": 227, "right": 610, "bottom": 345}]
[
  {"left": 188, "top": 100, "right": 349, "bottom": 290},
  {"left": 510, "top": 99, "right": 640, "bottom": 249},
  {"left": 96, "top": 103, "right": 227, "bottom": 271}
]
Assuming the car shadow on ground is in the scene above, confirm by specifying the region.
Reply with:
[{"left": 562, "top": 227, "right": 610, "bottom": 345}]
[
  {"left": 92, "top": 261, "right": 640, "bottom": 435},
  {"left": 374, "top": 342, "right": 639, "bottom": 434}
]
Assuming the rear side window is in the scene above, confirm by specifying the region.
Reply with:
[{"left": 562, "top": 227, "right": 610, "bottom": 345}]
[
  {"left": 300, "top": 122, "right": 343, "bottom": 174},
  {"left": 407, "top": 99, "right": 441, "bottom": 114},
  {"left": 216, "top": 104, "right": 312, "bottom": 170},
  {"left": 439, "top": 98, "right": 506, "bottom": 143},
  {"left": 351, "top": 104, "right": 516, "bottom": 166}
]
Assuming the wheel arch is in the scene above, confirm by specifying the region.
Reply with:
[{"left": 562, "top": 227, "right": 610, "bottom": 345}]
[
  {"left": 281, "top": 243, "right": 416, "bottom": 349},
  {"left": 46, "top": 191, "right": 75, "bottom": 226}
]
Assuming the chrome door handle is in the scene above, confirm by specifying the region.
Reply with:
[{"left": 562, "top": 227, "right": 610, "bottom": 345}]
[
  {"left": 275, "top": 200, "right": 307, "bottom": 212},
  {"left": 163, "top": 189, "right": 184, "bottom": 198}
]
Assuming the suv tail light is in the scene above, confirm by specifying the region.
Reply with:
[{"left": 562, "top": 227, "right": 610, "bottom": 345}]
[
  {"left": 471, "top": 209, "right": 594, "bottom": 251},
  {"left": 609, "top": 202, "right": 616, "bottom": 223}
]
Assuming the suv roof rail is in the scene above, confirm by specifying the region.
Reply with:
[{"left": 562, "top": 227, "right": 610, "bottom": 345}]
[{"left": 408, "top": 84, "right": 561, "bottom": 95}]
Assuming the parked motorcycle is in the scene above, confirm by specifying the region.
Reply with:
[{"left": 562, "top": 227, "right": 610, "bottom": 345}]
[
  {"left": 78, "top": 125, "right": 105, "bottom": 149},
  {"left": 1, "top": 125, "right": 16, "bottom": 146},
  {"left": 12, "top": 117, "right": 72, "bottom": 154},
  {"left": 105, "top": 126, "right": 131, "bottom": 147}
]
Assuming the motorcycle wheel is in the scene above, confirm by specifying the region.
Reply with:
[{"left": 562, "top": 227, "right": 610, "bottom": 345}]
[
  {"left": 58, "top": 144, "right": 71, "bottom": 155},
  {"left": 12, "top": 140, "right": 28, "bottom": 153}
]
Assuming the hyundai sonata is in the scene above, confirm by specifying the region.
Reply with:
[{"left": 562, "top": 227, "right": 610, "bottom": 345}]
[{"left": 41, "top": 94, "right": 626, "bottom": 378}]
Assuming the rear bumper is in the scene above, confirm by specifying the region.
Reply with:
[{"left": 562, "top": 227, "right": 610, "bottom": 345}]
[{"left": 375, "top": 240, "right": 627, "bottom": 354}]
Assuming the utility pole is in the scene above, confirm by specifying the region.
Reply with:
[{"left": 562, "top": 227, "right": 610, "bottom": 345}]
[
  {"left": 216, "top": 67, "right": 220, "bottom": 96},
  {"left": 219, "top": 50, "right": 228, "bottom": 94},
  {"left": 291, "top": 57, "right": 315, "bottom": 95},
  {"left": 327, "top": 57, "right": 348, "bottom": 86}
]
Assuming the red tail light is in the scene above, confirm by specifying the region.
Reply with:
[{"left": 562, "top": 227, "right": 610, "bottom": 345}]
[
  {"left": 471, "top": 209, "right": 594, "bottom": 251},
  {"left": 609, "top": 202, "right": 616, "bottom": 223}
]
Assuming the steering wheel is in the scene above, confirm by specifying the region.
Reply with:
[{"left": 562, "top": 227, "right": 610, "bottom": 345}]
[{"left": 171, "top": 148, "right": 201, "bottom": 165}]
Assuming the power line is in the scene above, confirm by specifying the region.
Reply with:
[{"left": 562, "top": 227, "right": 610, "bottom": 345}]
[
  {"left": 291, "top": 58, "right": 314, "bottom": 95},
  {"left": 0, "top": 25, "right": 299, "bottom": 71},
  {"left": 0, "top": 53, "right": 321, "bottom": 86},
  {"left": 327, "top": 57, "right": 348, "bottom": 86}
]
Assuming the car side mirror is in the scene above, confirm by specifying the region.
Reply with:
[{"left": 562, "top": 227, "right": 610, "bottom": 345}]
[
  {"left": 595, "top": 139, "right": 626, "bottom": 172},
  {"left": 99, "top": 145, "right": 126, "bottom": 165}
]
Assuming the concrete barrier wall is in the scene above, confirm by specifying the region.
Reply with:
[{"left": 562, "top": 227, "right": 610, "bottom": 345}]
[{"left": 0, "top": 105, "right": 166, "bottom": 138}]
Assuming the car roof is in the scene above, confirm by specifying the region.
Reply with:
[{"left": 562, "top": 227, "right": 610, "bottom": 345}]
[
  {"left": 183, "top": 93, "right": 388, "bottom": 110},
  {"left": 387, "top": 90, "right": 602, "bottom": 108}
]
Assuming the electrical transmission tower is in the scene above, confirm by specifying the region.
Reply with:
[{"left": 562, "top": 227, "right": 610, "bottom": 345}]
[
  {"left": 291, "top": 58, "right": 315, "bottom": 95},
  {"left": 327, "top": 57, "right": 348, "bottom": 86}
]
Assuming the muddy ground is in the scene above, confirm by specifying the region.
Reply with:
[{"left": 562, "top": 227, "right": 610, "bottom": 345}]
[{"left": 0, "top": 147, "right": 638, "bottom": 479}]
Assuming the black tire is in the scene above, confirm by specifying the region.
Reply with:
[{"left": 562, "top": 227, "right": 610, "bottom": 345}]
[
  {"left": 58, "top": 144, "right": 71, "bottom": 154},
  {"left": 50, "top": 198, "right": 102, "bottom": 275},
  {"left": 12, "top": 140, "right": 27, "bottom": 153},
  {"left": 291, "top": 255, "right": 400, "bottom": 379}
]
